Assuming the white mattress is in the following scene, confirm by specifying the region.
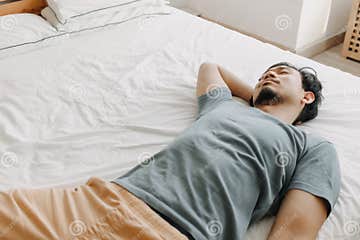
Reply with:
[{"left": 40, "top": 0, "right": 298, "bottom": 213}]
[{"left": 0, "top": 8, "right": 359, "bottom": 240}]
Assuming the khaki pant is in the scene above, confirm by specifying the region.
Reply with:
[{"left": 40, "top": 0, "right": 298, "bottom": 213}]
[{"left": 0, "top": 177, "right": 188, "bottom": 240}]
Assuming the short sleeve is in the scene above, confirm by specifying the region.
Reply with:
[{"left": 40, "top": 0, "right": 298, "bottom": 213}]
[
  {"left": 287, "top": 142, "right": 341, "bottom": 215},
  {"left": 197, "top": 87, "right": 232, "bottom": 117}
]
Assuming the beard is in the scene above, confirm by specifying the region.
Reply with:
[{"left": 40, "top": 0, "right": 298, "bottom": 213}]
[{"left": 254, "top": 87, "right": 283, "bottom": 106}]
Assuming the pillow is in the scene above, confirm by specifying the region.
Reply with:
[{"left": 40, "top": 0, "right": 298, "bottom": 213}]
[
  {"left": 46, "top": 0, "right": 169, "bottom": 24},
  {"left": 41, "top": 0, "right": 171, "bottom": 32},
  {"left": 0, "top": 13, "right": 58, "bottom": 51}
]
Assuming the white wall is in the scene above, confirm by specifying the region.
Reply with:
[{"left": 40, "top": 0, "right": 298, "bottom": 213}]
[
  {"left": 325, "top": 0, "right": 353, "bottom": 36},
  {"left": 188, "top": 0, "right": 303, "bottom": 49},
  {"left": 185, "top": 0, "right": 353, "bottom": 51},
  {"left": 169, "top": 0, "right": 189, "bottom": 8},
  {"left": 296, "top": 0, "right": 353, "bottom": 49},
  {"left": 296, "top": 0, "right": 332, "bottom": 49}
]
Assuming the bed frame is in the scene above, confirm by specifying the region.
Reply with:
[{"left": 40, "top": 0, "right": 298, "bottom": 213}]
[{"left": 0, "top": 0, "right": 46, "bottom": 16}]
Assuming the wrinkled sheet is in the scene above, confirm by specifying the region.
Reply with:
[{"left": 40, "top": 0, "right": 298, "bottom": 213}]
[{"left": 0, "top": 8, "right": 359, "bottom": 240}]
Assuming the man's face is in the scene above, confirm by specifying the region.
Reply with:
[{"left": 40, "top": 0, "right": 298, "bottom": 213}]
[{"left": 252, "top": 65, "right": 304, "bottom": 107}]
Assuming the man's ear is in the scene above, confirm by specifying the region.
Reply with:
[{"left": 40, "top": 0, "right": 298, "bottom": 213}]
[{"left": 301, "top": 91, "right": 315, "bottom": 105}]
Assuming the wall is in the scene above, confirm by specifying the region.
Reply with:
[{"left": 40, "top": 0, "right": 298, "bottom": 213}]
[
  {"left": 296, "top": 0, "right": 353, "bottom": 49},
  {"left": 169, "top": 0, "right": 189, "bottom": 8},
  {"left": 326, "top": 0, "right": 353, "bottom": 37},
  {"left": 185, "top": 0, "right": 354, "bottom": 51},
  {"left": 187, "top": 0, "right": 303, "bottom": 49},
  {"left": 296, "top": 0, "right": 332, "bottom": 49}
]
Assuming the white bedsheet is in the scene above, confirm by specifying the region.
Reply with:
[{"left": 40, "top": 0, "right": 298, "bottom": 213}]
[{"left": 0, "top": 8, "right": 359, "bottom": 240}]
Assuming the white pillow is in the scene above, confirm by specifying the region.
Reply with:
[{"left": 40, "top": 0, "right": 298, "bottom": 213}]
[
  {"left": 0, "top": 14, "right": 58, "bottom": 51},
  {"left": 41, "top": 0, "right": 171, "bottom": 32},
  {"left": 46, "top": 0, "right": 169, "bottom": 24}
]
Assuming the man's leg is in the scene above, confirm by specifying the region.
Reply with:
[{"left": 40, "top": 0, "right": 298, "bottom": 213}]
[{"left": 0, "top": 177, "right": 188, "bottom": 240}]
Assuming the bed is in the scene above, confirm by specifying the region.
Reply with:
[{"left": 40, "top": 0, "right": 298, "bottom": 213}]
[{"left": 0, "top": 2, "right": 359, "bottom": 240}]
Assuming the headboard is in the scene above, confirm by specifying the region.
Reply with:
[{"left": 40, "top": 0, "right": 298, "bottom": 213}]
[{"left": 0, "top": 0, "right": 47, "bottom": 16}]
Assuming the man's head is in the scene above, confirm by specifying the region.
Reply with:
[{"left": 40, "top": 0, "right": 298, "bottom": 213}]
[{"left": 250, "top": 62, "right": 323, "bottom": 125}]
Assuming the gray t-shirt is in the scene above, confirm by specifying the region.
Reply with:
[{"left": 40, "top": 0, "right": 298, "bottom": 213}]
[{"left": 114, "top": 87, "right": 341, "bottom": 240}]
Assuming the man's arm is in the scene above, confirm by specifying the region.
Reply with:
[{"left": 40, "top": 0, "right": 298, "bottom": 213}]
[
  {"left": 197, "top": 62, "right": 254, "bottom": 102},
  {"left": 267, "top": 189, "right": 328, "bottom": 240}
]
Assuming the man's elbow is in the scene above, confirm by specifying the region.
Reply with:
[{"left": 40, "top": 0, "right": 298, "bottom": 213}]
[
  {"left": 198, "top": 62, "right": 219, "bottom": 82},
  {"left": 199, "top": 62, "right": 217, "bottom": 72}
]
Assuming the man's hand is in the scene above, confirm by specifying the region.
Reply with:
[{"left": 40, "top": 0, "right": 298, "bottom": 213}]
[
  {"left": 267, "top": 189, "right": 328, "bottom": 240},
  {"left": 197, "top": 63, "right": 254, "bottom": 102}
]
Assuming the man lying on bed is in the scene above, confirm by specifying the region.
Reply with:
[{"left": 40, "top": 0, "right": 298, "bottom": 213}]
[{"left": 0, "top": 62, "right": 340, "bottom": 240}]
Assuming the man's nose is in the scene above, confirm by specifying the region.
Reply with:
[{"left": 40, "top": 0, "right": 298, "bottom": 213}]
[{"left": 264, "top": 71, "right": 276, "bottom": 79}]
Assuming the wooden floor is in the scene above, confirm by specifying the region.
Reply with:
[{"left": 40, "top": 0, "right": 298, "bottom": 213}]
[{"left": 311, "top": 44, "right": 360, "bottom": 77}]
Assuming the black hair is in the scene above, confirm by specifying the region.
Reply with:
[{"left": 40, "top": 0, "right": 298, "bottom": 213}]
[{"left": 249, "top": 62, "right": 323, "bottom": 125}]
